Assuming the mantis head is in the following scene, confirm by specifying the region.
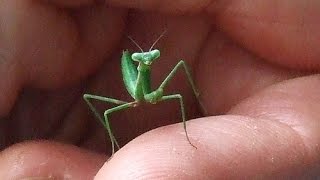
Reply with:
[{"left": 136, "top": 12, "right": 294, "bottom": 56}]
[
  {"left": 131, "top": 49, "right": 160, "bottom": 65},
  {"left": 128, "top": 29, "right": 167, "bottom": 66}
]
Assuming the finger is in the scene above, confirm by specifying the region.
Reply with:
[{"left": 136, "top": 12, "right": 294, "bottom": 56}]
[
  {"left": 95, "top": 75, "right": 320, "bottom": 179},
  {"left": 196, "top": 30, "right": 302, "bottom": 114},
  {"left": 209, "top": 0, "right": 320, "bottom": 69},
  {"left": 0, "top": 0, "right": 75, "bottom": 115},
  {"left": 228, "top": 75, "right": 320, "bottom": 157},
  {"left": 106, "top": 0, "right": 320, "bottom": 70},
  {"left": 0, "top": 141, "right": 106, "bottom": 179},
  {"left": 63, "top": 5, "right": 126, "bottom": 86},
  {"left": 0, "top": 0, "right": 125, "bottom": 116}
]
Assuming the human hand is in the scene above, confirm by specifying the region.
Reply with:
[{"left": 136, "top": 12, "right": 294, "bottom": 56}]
[{"left": 0, "top": 0, "right": 319, "bottom": 179}]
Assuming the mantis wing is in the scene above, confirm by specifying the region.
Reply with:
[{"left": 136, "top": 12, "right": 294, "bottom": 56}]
[{"left": 121, "top": 50, "right": 138, "bottom": 99}]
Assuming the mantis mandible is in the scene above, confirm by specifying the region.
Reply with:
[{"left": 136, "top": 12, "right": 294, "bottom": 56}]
[{"left": 83, "top": 31, "right": 200, "bottom": 154}]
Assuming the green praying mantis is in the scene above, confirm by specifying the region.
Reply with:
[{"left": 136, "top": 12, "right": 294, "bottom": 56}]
[{"left": 83, "top": 31, "right": 201, "bottom": 154}]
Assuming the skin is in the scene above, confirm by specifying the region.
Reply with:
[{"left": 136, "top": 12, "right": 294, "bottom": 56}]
[{"left": 0, "top": 0, "right": 319, "bottom": 179}]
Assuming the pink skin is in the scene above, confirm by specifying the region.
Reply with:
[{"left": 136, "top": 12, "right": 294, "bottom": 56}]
[{"left": 0, "top": 0, "right": 319, "bottom": 179}]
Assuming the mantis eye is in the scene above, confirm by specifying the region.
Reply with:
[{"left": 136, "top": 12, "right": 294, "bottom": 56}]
[
  {"left": 131, "top": 53, "right": 143, "bottom": 61},
  {"left": 150, "top": 49, "right": 160, "bottom": 59}
]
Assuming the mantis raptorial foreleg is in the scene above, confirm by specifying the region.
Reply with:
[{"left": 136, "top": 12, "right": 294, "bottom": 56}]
[{"left": 83, "top": 94, "right": 133, "bottom": 153}]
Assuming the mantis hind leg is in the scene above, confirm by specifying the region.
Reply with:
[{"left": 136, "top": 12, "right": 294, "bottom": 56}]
[
  {"left": 83, "top": 94, "right": 130, "bottom": 154},
  {"left": 161, "top": 94, "right": 197, "bottom": 148}
]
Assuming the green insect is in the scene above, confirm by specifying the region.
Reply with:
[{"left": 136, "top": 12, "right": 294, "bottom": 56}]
[{"left": 83, "top": 32, "right": 200, "bottom": 154}]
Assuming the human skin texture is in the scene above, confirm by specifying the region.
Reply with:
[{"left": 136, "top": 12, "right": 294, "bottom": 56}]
[{"left": 0, "top": 0, "right": 320, "bottom": 179}]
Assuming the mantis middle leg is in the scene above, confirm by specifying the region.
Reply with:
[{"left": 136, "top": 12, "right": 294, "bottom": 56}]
[
  {"left": 159, "top": 60, "right": 200, "bottom": 99},
  {"left": 103, "top": 102, "right": 137, "bottom": 154},
  {"left": 160, "top": 94, "right": 197, "bottom": 148},
  {"left": 83, "top": 94, "right": 134, "bottom": 154},
  {"left": 157, "top": 60, "right": 200, "bottom": 147},
  {"left": 159, "top": 60, "right": 207, "bottom": 115}
]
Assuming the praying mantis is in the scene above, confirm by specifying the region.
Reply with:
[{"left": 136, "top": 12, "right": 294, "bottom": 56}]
[{"left": 83, "top": 31, "right": 201, "bottom": 154}]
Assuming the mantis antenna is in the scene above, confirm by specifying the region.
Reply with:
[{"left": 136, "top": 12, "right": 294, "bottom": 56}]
[
  {"left": 148, "top": 29, "right": 168, "bottom": 52},
  {"left": 127, "top": 35, "right": 144, "bottom": 52}
]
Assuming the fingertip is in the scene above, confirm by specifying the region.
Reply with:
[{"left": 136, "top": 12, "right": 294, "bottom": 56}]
[
  {"left": 95, "top": 113, "right": 319, "bottom": 179},
  {"left": 95, "top": 123, "right": 204, "bottom": 179},
  {"left": 0, "top": 140, "right": 106, "bottom": 179}
]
